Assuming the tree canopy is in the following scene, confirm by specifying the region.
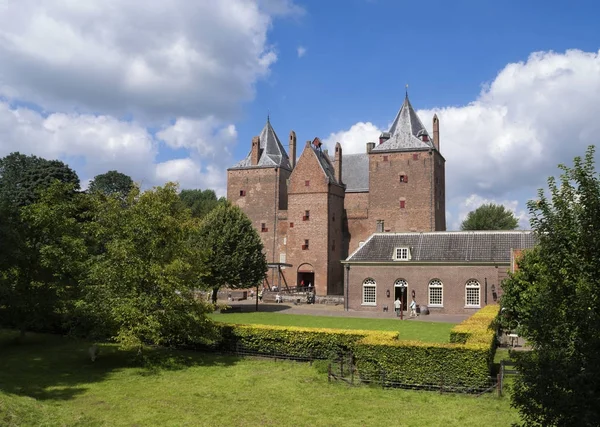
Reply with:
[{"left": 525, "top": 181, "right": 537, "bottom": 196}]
[
  {"left": 179, "top": 189, "right": 224, "bottom": 219},
  {"left": 197, "top": 203, "right": 267, "bottom": 303},
  {"left": 88, "top": 170, "right": 134, "bottom": 199},
  {"left": 460, "top": 203, "right": 518, "bottom": 230},
  {"left": 501, "top": 146, "right": 600, "bottom": 426}
]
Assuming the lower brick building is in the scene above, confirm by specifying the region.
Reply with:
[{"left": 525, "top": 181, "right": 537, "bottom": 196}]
[{"left": 343, "top": 231, "right": 536, "bottom": 314}]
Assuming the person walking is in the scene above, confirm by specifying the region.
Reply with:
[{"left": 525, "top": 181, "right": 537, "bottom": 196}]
[
  {"left": 394, "top": 297, "right": 401, "bottom": 317},
  {"left": 410, "top": 298, "right": 417, "bottom": 318}
]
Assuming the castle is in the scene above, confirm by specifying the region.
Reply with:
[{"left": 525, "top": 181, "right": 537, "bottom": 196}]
[{"left": 227, "top": 95, "right": 446, "bottom": 297}]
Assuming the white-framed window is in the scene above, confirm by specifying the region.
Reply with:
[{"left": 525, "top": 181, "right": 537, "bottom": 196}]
[
  {"left": 393, "top": 247, "right": 410, "bottom": 261},
  {"left": 465, "top": 280, "right": 480, "bottom": 307},
  {"left": 394, "top": 279, "right": 407, "bottom": 289},
  {"left": 428, "top": 279, "right": 443, "bottom": 307},
  {"left": 362, "top": 278, "right": 376, "bottom": 305}
]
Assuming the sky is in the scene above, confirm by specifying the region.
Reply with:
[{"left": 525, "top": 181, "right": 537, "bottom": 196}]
[{"left": 0, "top": 0, "right": 599, "bottom": 229}]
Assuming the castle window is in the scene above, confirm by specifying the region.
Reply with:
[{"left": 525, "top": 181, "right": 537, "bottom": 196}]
[
  {"left": 261, "top": 223, "right": 268, "bottom": 233},
  {"left": 302, "top": 239, "right": 309, "bottom": 250},
  {"left": 290, "top": 222, "right": 294, "bottom": 228},
  {"left": 429, "top": 279, "right": 443, "bottom": 307},
  {"left": 303, "top": 210, "right": 310, "bottom": 221},
  {"left": 393, "top": 247, "right": 410, "bottom": 261},
  {"left": 400, "top": 174, "right": 408, "bottom": 183},
  {"left": 305, "top": 180, "right": 310, "bottom": 187},
  {"left": 239, "top": 190, "right": 246, "bottom": 197},
  {"left": 413, "top": 153, "right": 419, "bottom": 161},
  {"left": 383, "top": 155, "right": 389, "bottom": 162},
  {"left": 362, "top": 278, "right": 376, "bottom": 305},
  {"left": 465, "top": 280, "right": 481, "bottom": 308},
  {"left": 400, "top": 200, "right": 406, "bottom": 209}
]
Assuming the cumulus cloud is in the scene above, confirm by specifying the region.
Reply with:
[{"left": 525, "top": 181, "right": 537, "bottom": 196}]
[
  {"left": 0, "top": 0, "right": 299, "bottom": 121},
  {"left": 323, "top": 122, "right": 382, "bottom": 154},
  {"left": 323, "top": 49, "right": 600, "bottom": 229},
  {"left": 297, "top": 46, "right": 307, "bottom": 58},
  {"left": 0, "top": 100, "right": 233, "bottom": 195}
]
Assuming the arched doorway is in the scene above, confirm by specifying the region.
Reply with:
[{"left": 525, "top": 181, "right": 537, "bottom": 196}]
[
  {"left": 297, "top": 263, "right": 315, "bottom": 291},
  {"left": 394, "top": 279, "right": 408, "bottom": 311}
]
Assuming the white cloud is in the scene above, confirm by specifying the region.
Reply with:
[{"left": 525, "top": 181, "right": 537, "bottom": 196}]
[
  {"left": 322, "top": 49, "right": 600, "bottom": 230},
  {"left": 297, "top": 46, "right": 307, "bottom": 58},
  {"left": 157, "top": 117, "right": 237, "bottom": 158},
  {"left": 0, "top": 0, "right": 299, "bottom": 121},
  {"left": 323, "top": 122, "right": 382, "bottom": 154}
]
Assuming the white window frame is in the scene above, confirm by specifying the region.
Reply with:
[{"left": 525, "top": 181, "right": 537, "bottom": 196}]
[
  {"left": 393, "top": 247, "right": 410, "bottom": 261},
  {"left": 465, "top": 279, "right": 481, "bottom": 308},
  {"left": 428, "top": 279, "right": 443, "bottom": 307},
  {"left": 362, "top": 278, "right": 377, "bottom": 306}
]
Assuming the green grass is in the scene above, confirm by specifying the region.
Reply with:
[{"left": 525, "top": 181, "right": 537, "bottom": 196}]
[
  {"left": 209, "top": 312, "right": 455, "bottom": 343},
  {"left": 0, "top": 329, "right": 518, "bottom": 426}
]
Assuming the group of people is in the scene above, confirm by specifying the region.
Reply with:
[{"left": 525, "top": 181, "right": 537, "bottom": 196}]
[{"left": 394, "top": 297, "right": 418, "bottom": 318}]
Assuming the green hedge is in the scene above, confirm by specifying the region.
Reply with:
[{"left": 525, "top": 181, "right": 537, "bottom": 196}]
[{"left": 212, "top": 306, "right": 499, "bottom": 389}]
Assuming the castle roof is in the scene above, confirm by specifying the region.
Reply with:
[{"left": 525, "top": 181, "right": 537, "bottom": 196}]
[
  {"left": 332, "top": 153, "right": 369, "bottom": 192},
  {"left": 346, "top": 231, "right": 536, "bottom": 264},
  {"left": 230, "top": 118, "right": 291, "bottom": 170},
  {"left": 372, "top": 95, "right": 434, "bottom": 153},
  {"left": 311, "top": 139, "right": 340, "bottom": 185}
]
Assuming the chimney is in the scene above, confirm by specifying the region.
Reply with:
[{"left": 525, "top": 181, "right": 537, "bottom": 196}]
[
  {"left": 334, "top": 142, "right": 342, "bottom": 184},
  {"left": 366, "top": 142, "right": 375, "bottom": 153},
  {"left": 251, "top": 136, "right": 260, "bottom": 166},
  {"left": 312, "top": 137, "right": 322, "bottom": 148},
  {"left": 379, "top": 132, "right": 391, "bottom": 145},
  {"left": 433, "top": 114, "right": 440, "bottom": 151},
  {"left": 289, "top": 130, "right": 297, "bottom": 168}
]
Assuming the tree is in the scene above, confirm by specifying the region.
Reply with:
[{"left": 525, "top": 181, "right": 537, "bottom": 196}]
[
  {"left": 501, "top": 146, "right": 600, "bottom": 426},
  {"left": 460, "top": 203, "right": 518, "bottom": 230},
  {"left": 197, "top": 203, "right": 267, "bottom": 303},
  {"left": 83, "top": 183, "right": 214, "bottom": 351},
  {"left": 179, "top": 189, "right": 223, "bottom": 219},
  {"left": 0, "top": 153, "right": 80, "bottom": 338},
  {"left": 88, "top": 170, "right": 134, "bottom": 199}
]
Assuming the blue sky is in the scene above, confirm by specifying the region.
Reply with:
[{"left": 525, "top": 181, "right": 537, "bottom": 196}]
[{"left": 0, "top": 0, "right": 599, "bottom": 229}]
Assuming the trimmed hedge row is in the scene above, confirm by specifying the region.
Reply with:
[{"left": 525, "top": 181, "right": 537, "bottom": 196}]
[{"left": 212, "top": 305, "right": 500, "bottom": 389}]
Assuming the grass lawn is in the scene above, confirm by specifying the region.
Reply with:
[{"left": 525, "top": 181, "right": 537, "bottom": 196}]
[
  {"left": 0, "top": 330, "right": 518, "bottom": 427},
  {"left": 209, "top": 312, "right": 455, "bottom": 343}
]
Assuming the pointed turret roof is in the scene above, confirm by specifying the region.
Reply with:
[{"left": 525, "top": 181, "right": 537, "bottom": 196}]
[
  {"left": 372, "top": 94, "right": 434, "bottom": 152},
  {"left": 230, "top": 118, "right": 292, "bottom": 170}
]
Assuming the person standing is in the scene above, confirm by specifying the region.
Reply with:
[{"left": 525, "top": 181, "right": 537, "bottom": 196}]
[
  {"left": 410, "top": 298, "right": 417, "bottom": 318},
  {"left": 394, "top": 297, "right": 401, "bottom": 317}
]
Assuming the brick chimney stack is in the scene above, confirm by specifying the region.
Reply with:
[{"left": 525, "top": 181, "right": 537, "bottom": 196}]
[
  {"left": 251, "top": 136, "right": 260, "bottom": 166},
  {"left": 289, "top": 130, "right": 297, "bottom": 168},
  {"left": 334, "top": 142, "right": 342, "bottom": 184},
  {"left": 433, "top": 114, "right": 440, "bottom": 151}
]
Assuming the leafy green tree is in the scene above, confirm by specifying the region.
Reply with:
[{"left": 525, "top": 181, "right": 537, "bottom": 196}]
[
  {"left": 197, "top": 203, "right": 267, "bottom": 303},
  {"left": 88, "top": 170, "right": 134, "bottom": 199},
  {"left": 84, "top": 183, "right": 214, "bottom": 351},
  {"left": 179, "top": 189, "right": 223, "bottom": 219},
  {"left": 460, "top": 203, "right": 518, "bottom": 230},
  {"left": 0, "top": 152, "right": 80, "bottom": 208},
  {"left": 501, "top": 146, "right": 600, "bottom": 426},
  {"left": 0, "top": 153, "right": 80, "bottom": 338}
]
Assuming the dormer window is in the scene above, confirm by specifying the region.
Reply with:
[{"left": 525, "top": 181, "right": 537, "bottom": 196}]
[{"left": 394, "top": 247, "right": 410, "bottom": 261}]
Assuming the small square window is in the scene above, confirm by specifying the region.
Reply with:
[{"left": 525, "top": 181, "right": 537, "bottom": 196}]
[
  {"left": 400, "top": 200, "right": 406, "bottom": 209},
  {"left": 290, "top": 222, "right": 294, "bottom": 228},
  {"left": 303, "top": 210, "right": 310, "bottom": 221},
  {"left": 413, "top": 153, "right": 419, "bottom": 161},
  {"left": 239, "top": 190, "right": 246, "bottom": 197},
  {"left": 302, "top": 239, "right": 309, "bottom": 250},
  {"left": 305, "top": 180, "right": 310, "bottom": 187},
  {"left": 261, "top": 223, "right": 268, "bottom": 232},
  {"left": 400, "top": 175, "right": 408, "bottom": 183},
  {"left": 383, "top": 155, "right": 389, "bottom": 162}
]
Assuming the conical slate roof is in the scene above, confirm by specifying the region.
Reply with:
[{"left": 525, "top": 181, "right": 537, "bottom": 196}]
[
  {"left": 230, "top": 118, "right": 291, "bottom": 170},
  {"left": 372, "top": 95, "right": 434, "bottom": 152}
]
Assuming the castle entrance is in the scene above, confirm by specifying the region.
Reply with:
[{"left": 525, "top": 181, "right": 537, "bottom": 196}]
[
  {"left": 394, "top": 280, "right": 408, "bottom": 312},
  {"left": 297, "top": 264, "right": 315, "bottom": 292}
]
